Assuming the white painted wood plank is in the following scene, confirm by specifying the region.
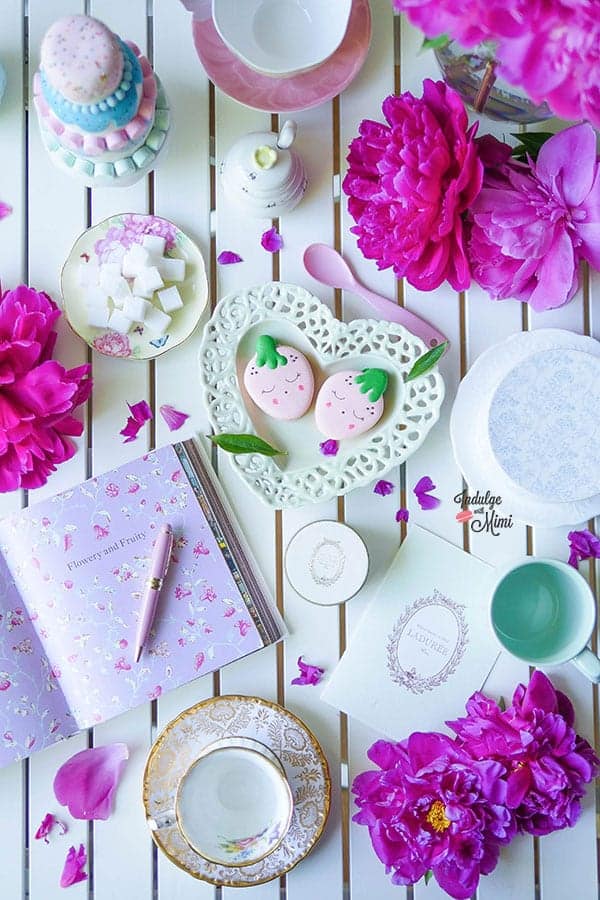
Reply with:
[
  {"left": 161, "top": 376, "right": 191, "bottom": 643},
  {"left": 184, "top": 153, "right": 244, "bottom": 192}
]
[
  {"left": 152, "top": 2, "right": 215, "bottom": 897},
  {"left": 213, "top": 95, "right": 279, "bottom": 900},
  {"left": 340, "top": 3, "right": 408, "bottom": 898},
  {"left": 278, "top": 100, "right": 344, "bottom": 900},
  {"left": 85, "top": 4, "right": 154, "bottom": 900},
  {"left": 27, "top": 2, "right": 90, "bottom": 898},
  {"left": 0, "top": 3, "right": 27, "bottom": 897}
]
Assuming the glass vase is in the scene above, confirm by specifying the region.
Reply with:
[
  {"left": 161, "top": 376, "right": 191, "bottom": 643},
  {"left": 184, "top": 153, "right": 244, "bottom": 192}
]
[{"left": 434, "top": 41, "right": 553, "bottom": 124}]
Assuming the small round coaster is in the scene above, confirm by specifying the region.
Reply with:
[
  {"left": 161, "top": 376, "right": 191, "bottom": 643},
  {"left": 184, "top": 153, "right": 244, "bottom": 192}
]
[{"left": 285, "top": 520, "right": 369, "bottom": 606}]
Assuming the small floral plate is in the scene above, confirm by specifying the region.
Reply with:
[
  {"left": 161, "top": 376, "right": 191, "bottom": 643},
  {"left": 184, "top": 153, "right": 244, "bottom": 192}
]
[
  {"left": 61, "top": 213, "right": 208, "bottom": 360},
  {"left": 143, "top": 694, "right": 331, "bottom": 887}
]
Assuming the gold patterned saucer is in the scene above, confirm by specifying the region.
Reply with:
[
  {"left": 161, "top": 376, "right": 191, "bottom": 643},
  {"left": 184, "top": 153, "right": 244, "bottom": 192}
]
[{"left": 142, "top": 694, "right": 331, "bottom": 887}]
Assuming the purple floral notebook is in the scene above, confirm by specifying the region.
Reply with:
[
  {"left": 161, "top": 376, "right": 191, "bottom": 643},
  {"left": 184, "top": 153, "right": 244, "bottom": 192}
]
[{"left": 0, "top": 441, "right": 284, "bottom": 768}]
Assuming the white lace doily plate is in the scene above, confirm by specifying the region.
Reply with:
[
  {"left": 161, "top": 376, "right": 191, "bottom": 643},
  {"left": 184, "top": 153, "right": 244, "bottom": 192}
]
[
  {"left": 450, "top": 329, "right": 600, "bottom": 526},
  {"left": 143, "top": 695, "right": 331, "bottom": 887},
  {"left": 198, "top": 282, "right": 445, "bottom": 508}
]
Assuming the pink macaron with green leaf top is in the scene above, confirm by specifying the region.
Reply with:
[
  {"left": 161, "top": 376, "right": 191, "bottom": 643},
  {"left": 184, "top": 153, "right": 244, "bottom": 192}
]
[
  {"left": 315, "top": 368, "right": 388, "bottom": 439},
  {"left": 243, "top": 334, "right": 314, "bottom": 421}
]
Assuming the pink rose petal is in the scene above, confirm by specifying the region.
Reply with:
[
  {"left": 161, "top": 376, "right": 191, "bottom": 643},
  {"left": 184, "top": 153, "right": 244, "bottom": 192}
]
[
  {"left": 395, "top": 508, "right": 410, "bottom": 523},
  {"left": 291, "top": 655, "right": 325, "bottom": 686},
  {"left": 567, "top": 529, "right": 600, "bottom": 569},
  {"left": 217, "top": 250, "right": 243, "bottom": 265},
  {"left": 413, "top": 475, "right": 441, "bottom": 510},
  {"left": 159, "top": 403, "right": 190, "bottom": 432},
  {"left": 319, "top": 439, "right": 339, "bottom": 456},
  {"left": 120, "top": 400, "right": 153, "bottom": 443},
  {"left": 260, "top": 226, "right": 283, "bottom": 253},
  {"left": 53, "top": 743, "right": 129, "bottom": 821},
  {"left": 0, "top": 201, "right": 12, "bottom": 220},
  {"left": 34, "top": 812, "right": 68, "bottom": 843},
  {"left": 374, "top": 479, "right": 394, "bottom": 496},
  {"left": 60, "top": 844, "right": 87, "bottom": 888}
]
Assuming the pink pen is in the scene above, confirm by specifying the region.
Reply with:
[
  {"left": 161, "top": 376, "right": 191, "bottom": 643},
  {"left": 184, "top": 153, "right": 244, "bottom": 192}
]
[{"left": 134, "top": 524, "right": 174, "bottom": 663}]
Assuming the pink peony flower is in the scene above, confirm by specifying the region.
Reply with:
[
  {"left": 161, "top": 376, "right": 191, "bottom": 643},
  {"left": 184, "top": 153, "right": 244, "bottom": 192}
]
[
  {"left": 448, "top": 671, "right": 600, "bottom": 836},
  {"left": 392, "top": 0, "right": 497, "bottom": 47},
  {"left": 343, "top": 80, "right": 483, "bottom": 291},
  {"left": 353, "top": 733, "right": 515, "bottom": 899},
  {"left": 0, "top": 286, "right": 92, "bottom": 492},
  {"left": 92, "top": 331, "right": 131, "bottom": 357},
  {"left": 467, "top": 125, "right": 600, "bottom": 311}
]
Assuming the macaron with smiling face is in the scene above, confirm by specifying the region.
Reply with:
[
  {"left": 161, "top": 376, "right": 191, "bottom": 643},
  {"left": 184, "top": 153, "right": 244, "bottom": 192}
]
[
  {"left": 243, "top": 334, "right": 314, "bottom": 421},
  {"left": 315, "top": 368, "right": 388, "bottom": 439}
]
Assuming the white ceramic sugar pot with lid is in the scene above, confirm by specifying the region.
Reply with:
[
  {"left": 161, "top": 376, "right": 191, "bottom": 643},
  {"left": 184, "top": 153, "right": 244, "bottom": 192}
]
[{"left": 220, "top": 120, "right": 308, "bottom": 218}]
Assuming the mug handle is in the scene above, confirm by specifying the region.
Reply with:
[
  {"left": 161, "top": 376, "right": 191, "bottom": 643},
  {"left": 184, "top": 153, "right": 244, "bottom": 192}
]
[{"left": 571, "top": 647, "right": 600, "bottom": 683}]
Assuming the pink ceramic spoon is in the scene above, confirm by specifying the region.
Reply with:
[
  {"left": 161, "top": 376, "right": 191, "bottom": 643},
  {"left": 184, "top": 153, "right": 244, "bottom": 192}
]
[{"left": 303, "top": 243, "right": 447, "bottom": 349}]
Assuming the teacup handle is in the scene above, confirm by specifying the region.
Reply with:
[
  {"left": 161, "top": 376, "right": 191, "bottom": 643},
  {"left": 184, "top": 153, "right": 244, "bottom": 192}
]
[{"left": 571, "top": 647, "right": 600, "bottom": 683}]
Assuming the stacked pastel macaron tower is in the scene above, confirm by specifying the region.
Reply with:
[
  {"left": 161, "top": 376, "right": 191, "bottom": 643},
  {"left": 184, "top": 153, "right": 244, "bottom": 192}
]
[{"left": 33, "top": 15, "right": 170, "bottom": 187}]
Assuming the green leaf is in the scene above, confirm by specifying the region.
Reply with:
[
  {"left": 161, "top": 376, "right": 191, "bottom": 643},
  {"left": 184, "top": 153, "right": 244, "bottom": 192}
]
[
  {"left": 498, "top": 695, "right": 507, "bottom": 712},
  {"left": 510, "top": 131, "right": 555, "bottom": 163},
  {"left": 406, "top": 341, "right": 448, "bottom": 382},
  {"left": 207, "top": 433, "right": 287, "bottom": 457},
  {"left": 420, "top": 34, "right": 449, "bottom": 52},
  {"left": 424, "top": 870, "right": 433, "bottom": 886}
]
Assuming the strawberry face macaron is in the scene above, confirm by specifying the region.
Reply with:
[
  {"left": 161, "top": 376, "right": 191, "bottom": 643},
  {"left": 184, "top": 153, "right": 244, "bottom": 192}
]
[
  {"left": 243, "top": 334, "right": 314, "bottom": 421},
  {"left": 315, "top": 368, "right": 388, "bottom": 439}
]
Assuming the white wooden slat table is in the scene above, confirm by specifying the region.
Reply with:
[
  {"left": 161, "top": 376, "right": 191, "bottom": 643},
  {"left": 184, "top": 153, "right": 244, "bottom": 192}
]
[{"left": 0, "top": 2, "right": 598, "bottom": 899}]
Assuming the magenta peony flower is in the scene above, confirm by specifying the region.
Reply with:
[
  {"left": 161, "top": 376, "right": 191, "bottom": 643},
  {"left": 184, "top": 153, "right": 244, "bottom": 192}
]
[
  {"left": 0, "top": 285, "right": 92, "bottom": 492},
  {"left": 466, "top": 124, "right": 600, "bottom": 311},
  {"left": 448, "top": 671, "right": 600, "bottom": 836},
  {"left": 343, "top": 80, "right": 483, "bottom": 292},
  {"left": 353, "top": 733, "right": 515, "bottom": 899},
  {"left": 393, "top": 2, "right": 600, "bottom": 128}
]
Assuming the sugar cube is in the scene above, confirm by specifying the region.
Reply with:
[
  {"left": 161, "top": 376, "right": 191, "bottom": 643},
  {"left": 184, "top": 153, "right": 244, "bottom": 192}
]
[
  {"left": 133, "top": 266, "right": 164, "bottom": 298},
  {"left": 78, "top": 261, "right": 100, "bottom": 287},
  {"left": 121, "top": 243, "right": 151, "bottom": 278},
  {"left": 86, "top": 285, "right": 109, "bottom": 307},
  {"left": 123, "top": 296, "right": 152, "bottom": 322},
  {"left": 108, "top": 309, "right": 133, "bottom": 335},
  {"left": 87, "top": 306, "right": 111, "bottom": 329},
  {"left": 144, "top": 306, "right": 171, "bottom": 335},
  {"left": 157, "top": 285, "right": 183, "bottom": 313},
  {"left": 111, "top": 276, "right": 133, "bottom": 302},
  {"left": 157, "top": 256, "right": 186, "bottom": 283},
  {"left": 142, "top": 234, "right": 166, "bottom": 258},
  {"left": 99, "top": 263, "right": 125, "bottom": 296}
]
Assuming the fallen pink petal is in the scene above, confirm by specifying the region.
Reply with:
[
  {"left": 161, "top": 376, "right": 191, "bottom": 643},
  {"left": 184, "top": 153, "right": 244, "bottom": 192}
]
[
  {"left": 120, "top": 400, "right": 153, "bottom": 444},
  {"left": 159, "top": 403, "right": 190, "bottom": 432},
  {"left": 0, "top": 201, "right": 12, "bottom": 220},
  {"left": 413, "top": 475, "right": 441, "bottom": 511},
  {"left": 291, "top": 655, "right": 325, "bottom": 686},
  {"left": 261, "top": 226, "right": 283, "bottom": 253},
  {"left": 34, "top": 812, "right": 67, "bottom": 843},
  {"left": 60, "top": 844, "right": 87, "bottom": 888},
  {"left": 567, "top": 529, "right": 600, "bottom": 569},
  {"left": 395, "top": 508, "right": 410, "bottom": 523},
  {"left": 374, "top": 479, "right": 394, "bottom": 497},
  {"left": 53, "top": 743, "right": 129, "bottom": 821},
  {"left": 217, "top": 250, "right": 243, "bottom": 265},
  {"left": 319, "top": 439, "right": 339, "bottom": 457}
]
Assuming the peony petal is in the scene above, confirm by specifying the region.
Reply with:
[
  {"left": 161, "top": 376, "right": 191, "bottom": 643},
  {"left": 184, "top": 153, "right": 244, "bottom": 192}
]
[
  {"left": 290, "top": 655, "right": 324, "bottom": 686},
  {"left": 120, "top": 400, "right": 153, "bottom": 443},
  {"left": 159, "top": 403, "right": 190, "bottom": 432},
  {"left": 413, "top": 475, "right": 441, "bottom": 510},
  {"left": 535, "top": 124, "right": 597, "bottom": 208},
  {"left": 60, "top": 844, "right": 87, "bottom": 888},
  {"left": 54, "top": 744, "right": 129, "bottom": 821},
  {"left": 260, "top": 227, "right": 283, "bottom": 253},
  {"left": 374, "top": 479, "right": 394, "bottom": 496},
  {"left": 395, "top": 507, "right": 410, "bottom": 522},
  {"left": 319, "top": 439, "right": 339, "bottom": 456},
  {"left": 217, "top": 250, "right": 243, "bottom": 265},
  {"left": 0, "top": 201, "right": 13, "bottom": 220},
  {"left": 34, "top": 812, "right": 67, "bottom": 843}
]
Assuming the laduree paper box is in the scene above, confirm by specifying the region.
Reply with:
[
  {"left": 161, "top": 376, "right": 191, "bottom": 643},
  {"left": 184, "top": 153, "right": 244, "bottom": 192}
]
[{"left": 321, "top": 525, "right": 499, "bottom": 739}]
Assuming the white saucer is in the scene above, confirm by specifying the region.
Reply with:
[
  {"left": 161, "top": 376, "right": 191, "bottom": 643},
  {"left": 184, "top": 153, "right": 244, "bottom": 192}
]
[
  {"left": 450, "top": 329, "right": 600, "bottom": 526},
  {"left": 143, "top": 695, "right": 330, "bottom": 887}
]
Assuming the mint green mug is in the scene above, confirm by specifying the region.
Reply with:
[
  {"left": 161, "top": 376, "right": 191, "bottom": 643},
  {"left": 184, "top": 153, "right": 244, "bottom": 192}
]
[{"left": 490, "top": 558, "right": 600, "bottom": 682}]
